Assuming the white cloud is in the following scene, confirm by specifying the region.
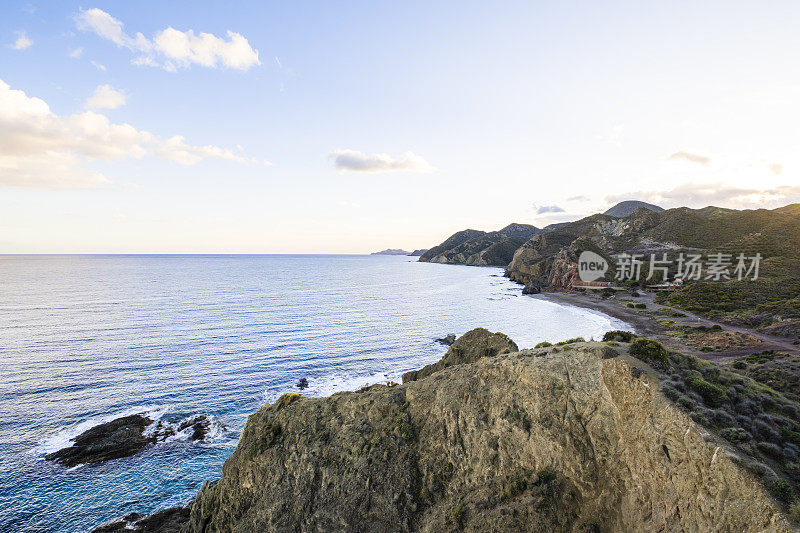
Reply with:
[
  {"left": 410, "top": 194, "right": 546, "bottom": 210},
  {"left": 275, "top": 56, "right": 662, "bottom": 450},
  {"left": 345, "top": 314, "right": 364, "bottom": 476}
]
[
  {"left": 667, "top": 150, "right": 711, "bottom": 166},
  {"left": 75, "top": 8, "right": 261, "bottom": 71},
  {"left": 606, "top": 182, "right": 800, "bottom": 210},
  {"left": 9, "top": 31, "right": 33, "bottom": 50},
  {"left": 0, "top": 79, "right": 251, "bottom": 189},
  {"left": 85, "top": 85, "right": 127, "bottom": 109},
  {"left": 330, "top": 149, "right": 434, "bottom": 173},
  {"left": 90, "top": 60, "right": 107, "bottom": 71},
  {"left": 69, "top": 46, "right": 83, "bottom": 58}
]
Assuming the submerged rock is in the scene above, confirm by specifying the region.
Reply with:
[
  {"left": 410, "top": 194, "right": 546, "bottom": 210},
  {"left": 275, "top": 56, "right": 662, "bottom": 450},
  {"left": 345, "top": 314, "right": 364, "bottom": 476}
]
[
  {"left": 177, "top": 416, "right": 211, "bottom": 441},
  {"left": 296, "top": 377, "right": 309, "bottom": 390},
  {"left": 45, "top": 415, "right": 154, "bottom": 467}
]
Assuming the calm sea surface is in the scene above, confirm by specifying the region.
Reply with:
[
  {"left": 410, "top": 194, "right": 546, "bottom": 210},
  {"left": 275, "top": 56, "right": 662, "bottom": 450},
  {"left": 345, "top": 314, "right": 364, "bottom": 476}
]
[{"left": 0, "top": 255, "right": 629, "bottom": 532}]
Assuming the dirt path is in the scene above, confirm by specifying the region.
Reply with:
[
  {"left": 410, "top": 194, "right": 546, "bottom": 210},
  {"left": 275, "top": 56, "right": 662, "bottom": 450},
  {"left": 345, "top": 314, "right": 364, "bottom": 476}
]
[{"left": 533, "top": 290, "right": 799, "bottom": 361}]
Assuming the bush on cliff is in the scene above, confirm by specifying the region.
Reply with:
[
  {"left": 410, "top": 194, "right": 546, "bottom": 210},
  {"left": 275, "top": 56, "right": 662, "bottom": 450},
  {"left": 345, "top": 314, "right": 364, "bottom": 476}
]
[
  {"left": 603, "top": 330, "right": 636, "bottom": 343},
  {"left": 629, "top": 338, "right": 669, "bottom": 366}
]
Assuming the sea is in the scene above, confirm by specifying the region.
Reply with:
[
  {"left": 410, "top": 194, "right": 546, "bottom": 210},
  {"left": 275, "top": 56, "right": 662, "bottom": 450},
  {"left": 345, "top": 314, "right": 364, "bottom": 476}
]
[{"left": 0, "top": 254, "right": 629, "bottom": 532}]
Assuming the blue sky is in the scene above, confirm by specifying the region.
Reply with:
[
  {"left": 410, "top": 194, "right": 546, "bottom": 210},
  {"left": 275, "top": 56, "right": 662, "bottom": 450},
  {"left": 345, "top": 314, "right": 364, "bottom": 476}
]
[{"left": 2, "top": 1, "right": 800, "bottom": 252}]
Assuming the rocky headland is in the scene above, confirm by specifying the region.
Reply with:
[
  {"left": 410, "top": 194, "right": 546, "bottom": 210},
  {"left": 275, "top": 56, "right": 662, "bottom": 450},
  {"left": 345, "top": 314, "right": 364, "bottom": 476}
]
[
  {"left": 418, "top": 224, "right": 540, "bottom": 266},
  {"left": 96, "top": 328, "right": 800, "bottom": 532}
]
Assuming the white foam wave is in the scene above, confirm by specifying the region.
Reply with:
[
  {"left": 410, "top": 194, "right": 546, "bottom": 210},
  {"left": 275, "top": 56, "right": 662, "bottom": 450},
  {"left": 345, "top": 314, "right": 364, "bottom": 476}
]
[{"left": 262, "top": 367, "right": 417, "bottom": 405}]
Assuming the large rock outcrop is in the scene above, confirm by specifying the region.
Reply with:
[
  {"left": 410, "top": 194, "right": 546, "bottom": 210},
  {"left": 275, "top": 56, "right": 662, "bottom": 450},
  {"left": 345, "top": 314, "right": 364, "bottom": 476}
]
[
  {"left": 402, "top": 328, "right": 517, "bottom": 383},
  {"left": 181, "top": 331, "right": 793, "bottom": 532}
]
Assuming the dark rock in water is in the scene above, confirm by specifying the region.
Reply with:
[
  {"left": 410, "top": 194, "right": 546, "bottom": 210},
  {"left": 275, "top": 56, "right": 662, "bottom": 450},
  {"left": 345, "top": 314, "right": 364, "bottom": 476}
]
[
  {"left": 45, "top": 415, "right": 154, "bottom": 467},
  {"left": 522, "top": 283, "right": 540, "bottom": 294},
  {"left": 178, "top": 416, "right": 210, "bottom": 441},
  {"left": 435, "top": 333, "right": 456, "bottom": 346},
  {"left": 46, "top": 414, "right": 215, "bottom": 467},
  {"left": 297, "top": 377, "right": 309, "bottom": 390},
  {"left": 92, "top": 506, "right": 190, "bottom": 532}
]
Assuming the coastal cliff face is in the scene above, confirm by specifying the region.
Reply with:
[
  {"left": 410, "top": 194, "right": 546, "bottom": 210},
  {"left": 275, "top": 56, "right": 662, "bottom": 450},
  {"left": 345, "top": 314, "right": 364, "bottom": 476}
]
[
  {"left": 183, "top": 330, "right": 792, "bottom": 532},
  {"left": 419, "top": 224, "right": 539, "bottom": 267}
]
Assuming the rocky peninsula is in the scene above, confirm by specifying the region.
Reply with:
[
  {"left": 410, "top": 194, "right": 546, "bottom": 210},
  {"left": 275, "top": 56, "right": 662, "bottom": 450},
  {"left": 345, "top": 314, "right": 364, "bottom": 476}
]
[{"left": 96, "top": 328, "right": 798, "bottom": 532}]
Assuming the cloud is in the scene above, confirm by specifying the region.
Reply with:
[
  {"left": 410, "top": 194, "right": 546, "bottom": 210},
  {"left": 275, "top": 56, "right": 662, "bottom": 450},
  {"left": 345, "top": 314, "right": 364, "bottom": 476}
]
[
  {"left": 75, "top": 8, "right": 261, "bottom": 71},
  {"left": 606, "top": 182, "right": 800, "bottom": 210},
  {"left": 330, "top": 149, "right": 434, "bottom": 173},
  {"left": 69, "top": 46, "right": 83, "bottom": 58},
  {"left": 768, "top": 163, "right": 783, "bottom": 175},
  {"left": 535, "top": 205, "right": 565, "bottom": 214},
  {"left": 567, "top": 195, "right": 589, "bottom": 202},
  {"left": 0, "top": 79, "right": 250, "bottom": 189},
  {"left": 90, "top": 60, "right": 107, "bottom": 71},
  {"left": 85, "top": 85, "right": 126, "bottom": 109},
  {"left": 667, "top": 150, "right": 711, "bottom": 166},
  {"left": 9, "top": 31, "right": 33, "bottom": 50}
]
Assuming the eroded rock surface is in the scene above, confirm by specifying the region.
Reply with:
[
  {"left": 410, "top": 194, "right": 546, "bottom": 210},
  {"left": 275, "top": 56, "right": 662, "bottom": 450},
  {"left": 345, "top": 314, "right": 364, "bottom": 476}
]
[
  {"left": 184, "top": 331, "right": 793, "bottom": 532},
  {"left": 403, "top": 327, "right": 518, "bottom": 383}
]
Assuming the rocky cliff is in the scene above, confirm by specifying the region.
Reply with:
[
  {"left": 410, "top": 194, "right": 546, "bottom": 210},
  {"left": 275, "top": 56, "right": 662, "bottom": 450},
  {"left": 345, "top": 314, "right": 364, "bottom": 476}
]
[
  {"left": 419, "top": 224, "right": 540, "bottom": 267},
  {"left": 147, "top": 329, "right": 794, "bottom": 532}
]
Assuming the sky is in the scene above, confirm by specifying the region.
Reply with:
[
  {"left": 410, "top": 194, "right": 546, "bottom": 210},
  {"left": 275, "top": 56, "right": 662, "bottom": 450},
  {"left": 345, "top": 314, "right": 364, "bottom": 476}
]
[{"left": 2, "top": 1, "right": 800, "bottom": 253}]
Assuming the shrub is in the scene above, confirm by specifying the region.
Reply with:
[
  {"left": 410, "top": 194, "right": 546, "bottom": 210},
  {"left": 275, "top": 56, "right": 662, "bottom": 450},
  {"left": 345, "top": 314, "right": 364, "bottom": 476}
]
[
  {"left": 746, "top": 351, "right": 776, "bottom": 364},
  {"left": 689, "top": 378, "right": 728, "bottom": 407},
  {"left": 627, "top": 302, "right": 635, "bottom": 309},
  {"left": 601, "top": 345, "right": 618, "bottom": 359},
  {"left": 758, "top": 441, "right": 784, "bottom": 458},
  {"left": 536, "top": 468, "right": 557, "bottom": 484},
  {"left": 662, "top": 386, "right": 680, "bottom": 401},
  {"left": 535, "top": 341, "right": 552, "bottom": 348},
  {"left": 772, "top": 478, "right": 793, "bottom": 502},
  {"left": 556, "top": 337, "right": 585, "bottom": 346},
  {"left": 448, "top": 503, "right": 465, "bottom": 525},
  {"left": 677, "top": 397, "right": 696, "bottom": 410},
  {"left": 720, "top": 427, "right": 750, "bottom": 444},
  {"left": 790, "top": 500, "right": 800, "bottom": 523},
  {"left": 602, "top": 330, "right": 637, "bottom": 343},
  {"left": 635, "top": 303, "right": 647, "bottom": 309},
  {"left": 629, "top": 338, "right": 670, "bottom": 366},
  {"left": 275, "top": 392, "right": 302, "bottom": 409},
  {"left": 394, "top": 414, "right": 414, "bottom": 440}
]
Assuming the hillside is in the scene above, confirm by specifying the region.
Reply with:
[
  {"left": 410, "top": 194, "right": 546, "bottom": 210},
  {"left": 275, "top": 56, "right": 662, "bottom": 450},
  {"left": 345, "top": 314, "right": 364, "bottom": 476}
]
[
  {"left": 603, "top": 200, "right": 664, "bottom": 217},
  {"left": 419, "top": 224, "right": 540, "bottom": 266},
  {"left": 101, "top": 329, "right": 797, "bottom": 532},
  {"left": 506, "top": 204, "right": 800, "bottom": 336}
]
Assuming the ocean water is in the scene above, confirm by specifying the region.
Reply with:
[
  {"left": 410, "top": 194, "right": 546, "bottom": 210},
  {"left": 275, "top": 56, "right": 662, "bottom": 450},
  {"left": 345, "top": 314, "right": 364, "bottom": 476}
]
[{"left": 0, "top": 255, "right": 629, "bottom": 532}]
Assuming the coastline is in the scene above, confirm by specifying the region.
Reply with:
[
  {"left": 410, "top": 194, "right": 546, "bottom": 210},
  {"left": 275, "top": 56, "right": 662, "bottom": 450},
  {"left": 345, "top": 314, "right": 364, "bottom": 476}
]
[{"left": 532, "top": 289, "right": 799, "bottom": 360}]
